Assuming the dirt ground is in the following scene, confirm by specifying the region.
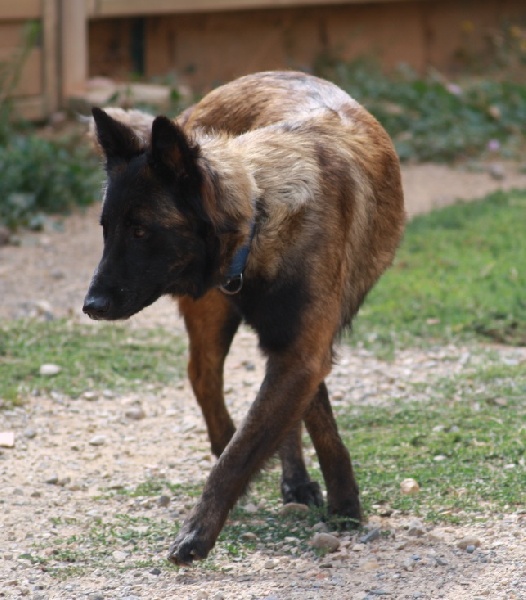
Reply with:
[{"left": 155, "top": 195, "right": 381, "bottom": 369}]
[{"left": 1, "top": 163, "right": 526, "bottom": 599}]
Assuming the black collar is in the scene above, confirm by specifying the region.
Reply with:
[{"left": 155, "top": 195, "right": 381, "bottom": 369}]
[{"left": 219, "top": 222, "right": 256, "bottom": 295}]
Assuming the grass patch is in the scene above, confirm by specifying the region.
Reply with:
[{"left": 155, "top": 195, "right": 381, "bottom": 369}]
[
  {"left": 31, "top": 473, "right": 322, "bottom": 578},
  {"left": 0, "top": 319, "right": 185, "bottom": 406},
  {"left": 351, "top": 189, "right": 526, "bottom": 354},
  {"left": 24, "top": 362, "right": 525, "bottom": 577},
  {"left": 332, "top": 363, "right": 526, "bottom": 522}
]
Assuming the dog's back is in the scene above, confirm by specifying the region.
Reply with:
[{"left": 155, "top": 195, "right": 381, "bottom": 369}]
[
  {"left": 179, "top": 71, "right": 358, "bottom": 133},
  {"left": 184, "top": 72, "right": 404, "bottom": 329}
]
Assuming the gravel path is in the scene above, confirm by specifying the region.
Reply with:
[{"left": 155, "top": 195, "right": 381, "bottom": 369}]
[{"left": 1, "top": 163, "right": 526, "bottom": 599}]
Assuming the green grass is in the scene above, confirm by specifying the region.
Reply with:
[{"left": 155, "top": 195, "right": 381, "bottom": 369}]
[
  {"left": 0, "top": 319, "right": 185, "bottom": 406},
  {"left": 332, "top": 363, "right": 526, "bottom": 523},
  {"left": 23, "top": 361, "right": 525, "bottom": 576},
  {"left": 7, "top": 191, "right": 526, "bottom": 574},
  {"left": 351, "top": 189, "right": 526, "bottom": 354}
]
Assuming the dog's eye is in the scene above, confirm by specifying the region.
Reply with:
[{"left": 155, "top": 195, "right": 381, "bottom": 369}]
[{"left": 132, "top": 227, "right": 147, "bottom": 239}]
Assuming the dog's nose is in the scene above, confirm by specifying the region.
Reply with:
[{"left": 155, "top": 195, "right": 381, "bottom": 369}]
[{"left": 83, "top": 295, "right": 111, "bottom": 319}]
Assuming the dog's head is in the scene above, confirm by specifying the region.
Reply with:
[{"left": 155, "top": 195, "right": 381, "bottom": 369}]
[{"left": 83, "top": 108, "right": 254, "bottom": 321}]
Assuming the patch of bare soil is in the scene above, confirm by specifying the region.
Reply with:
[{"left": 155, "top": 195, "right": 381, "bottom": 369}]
[{"left": 1, "top": 164, "right": 525, "bottom": 599}]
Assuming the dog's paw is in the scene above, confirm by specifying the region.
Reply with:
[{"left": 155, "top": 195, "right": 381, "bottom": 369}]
[
  {"left": 327, "top": 498, "right": 363, "bottom": 530},
  {"left": 167, "top": 528, "right": 212, "bottom": 566},
  {"left": 282, "top": 480, "right": 323, "bottom": 507}
]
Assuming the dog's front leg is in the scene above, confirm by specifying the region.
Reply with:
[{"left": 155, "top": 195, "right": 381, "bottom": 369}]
[
  {"left": 167, "top": 346, "right": 331, "bottom": 565},
  {"left": 179, "top": 291, "right": 240, "bottom": 457}
]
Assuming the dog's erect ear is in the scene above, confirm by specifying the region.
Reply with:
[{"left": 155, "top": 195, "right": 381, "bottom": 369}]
[
  {"left": 150, "top": 116, "right": 201, "bottom": 184},
  {"left": 92, "top": 107, "right": 143, "bottom": 167}
]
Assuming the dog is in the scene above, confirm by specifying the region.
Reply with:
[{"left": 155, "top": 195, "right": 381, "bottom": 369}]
[{"left": 83, "top": 71, "right": 405, "bottom": 565}]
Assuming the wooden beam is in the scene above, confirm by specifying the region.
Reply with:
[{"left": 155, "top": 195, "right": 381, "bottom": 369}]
[
  {"left": 61, "top": 0, "right": 87, "bottom": 98},
  {"left": 88, "top": 0, "right": 420, "bottom": 18},
  {"left": 43, "top": 0, "right": 59, "bottom": 114},
  {"left": 0, "top": 0, "right": 41, "bottom": 20}
]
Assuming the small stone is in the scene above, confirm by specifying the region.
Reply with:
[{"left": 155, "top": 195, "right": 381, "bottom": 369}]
[
  {"left": 195, "top": 592, "right": 209, "bottom": 600},
  {"left": 360, "top": 559, "right": 380, "bottom": 571},
  {"left": 158, "top": 495, "right": 170, "bottom": 508},
  {"left": 125, "top": 406, "right": 146, "bottom": 420},
  {"left": 311, "top": 522, "right": 329, "bottom": 533},
  {"left": 242, "top": 502, "right": 258, "bottom": 514},
  {"left": 400, "top": 478, "right": 420, "bottom": 495},
  {"left": 39, "top": 364, "right": 61, "bottom": 376},
  {"left": 45, "top": 475, "right": 59, "bottom": 485},
  {"left": 149, "top": 567, "right": 161, "bottom": 575},
  {"left": 378, "top": 506, "right": 393, "bottom": 517},
  {"left": 352, "top": 543, "right": 366, "bottom": 552},
  {"left": 0, "top": 432, "right": 15, "bottom": 447},
  {"left": 359, "top": 527, "right": 381, "bottom": 543},
  {"left": 488, "top": 163, "right": 505, "bottom": 181},
  {"left": 83, "top": 391, "right": 98, "bottom": 401},
  {"left": 240, "top": 531, "right": 257, "bottom": 542},
  {"left": 264, "top": 559, "right": 276, "bottom": 569},
  {"left": 23, "top": 428, "right": 37, "bottom": 439},
  {"left": 407, "top": 520, "right": 425, "bottom": 537},
  {"left": 89, "top": 435, "right": 106, "bottom": 447},
  {"left": 311, "top": 532, "right": 340, "bottom": 553},
  {"left": 466, "top": 544, "right": 476, "bottom": 554},
  {"left": 34, "top": 300, "right": 53, "bottom": 317},
  {"left": 403, "top": 558, "right": 414, "bottom": 571},
  {"left": 112, "top": 550, "right": 127, "bottom": 563},
  {"left": 456, "top": 536, "right": 481, "bottom": 550},
  {"left": 279, "top": 502, "right": 310, "bottom": 516}
]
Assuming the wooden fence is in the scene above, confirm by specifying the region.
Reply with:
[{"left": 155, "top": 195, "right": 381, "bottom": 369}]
[{"left": 2, "top": 0, "right": 526, "bottom": 120}]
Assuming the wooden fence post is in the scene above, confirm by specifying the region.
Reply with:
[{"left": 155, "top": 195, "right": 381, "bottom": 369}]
[{"left": 61, "top": 0, "right": 87, "bottom": 101}]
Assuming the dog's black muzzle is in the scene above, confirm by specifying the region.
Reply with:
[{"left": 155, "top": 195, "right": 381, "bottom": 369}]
[{"left": 82, "top": 293, "right": 112, "bottom": 320}]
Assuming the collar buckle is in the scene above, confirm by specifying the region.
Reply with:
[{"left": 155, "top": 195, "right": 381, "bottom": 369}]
[{"left": 219, "top": 273, "right": 244, "bottom": 295}]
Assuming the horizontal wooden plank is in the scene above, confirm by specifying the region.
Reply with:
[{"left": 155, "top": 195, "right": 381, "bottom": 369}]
[
  {"left": 0, "top": 48, "right": 42, "bottom": 96},
  {"left": 88, "top": 0, "right": 414, "bottom": 18},
  {"left": 0, "top": 0, "right": 42, "bottom": 20},
  {"left": 0, "top": 22, "right": 33, "bottom": 48},
  {"left": 9, "top": 95, "right": 46, "bottom": 121}
]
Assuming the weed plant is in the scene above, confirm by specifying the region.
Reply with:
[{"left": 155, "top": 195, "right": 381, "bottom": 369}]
[
  {"left": 317, "top": 59, "right": 526, "bottom": 162},
  {"left": 0, "top": 24, "right": 101, "bottom": 231}
]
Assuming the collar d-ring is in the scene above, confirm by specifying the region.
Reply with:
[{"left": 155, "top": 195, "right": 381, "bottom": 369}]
[
  {"left": 219, "top": 222, "right": 256, "bottom": 295},
  {"left": 219, "top": 273, "right": 244, "bottom": 295}
]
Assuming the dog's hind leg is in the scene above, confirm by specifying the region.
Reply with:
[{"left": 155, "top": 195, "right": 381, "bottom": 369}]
[
  {"left": 279, "top": 425, "right": 323, "bottom": 507},
  {"left": 303, "top": 381, "right": 363, "bottom": 526},
  {"left": 179, "top": 291, "right": 240, "bottom": 457}
]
